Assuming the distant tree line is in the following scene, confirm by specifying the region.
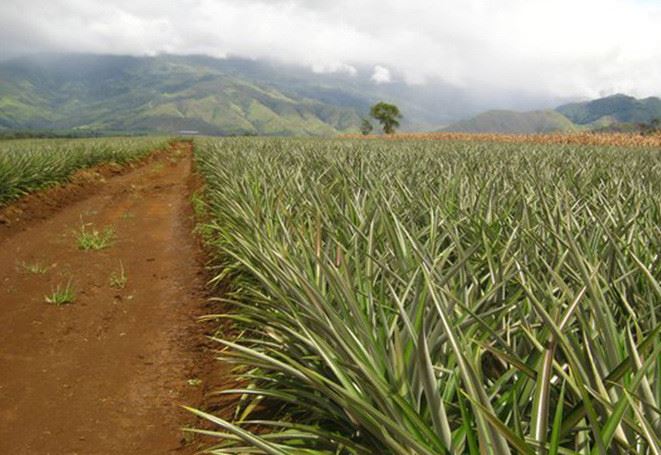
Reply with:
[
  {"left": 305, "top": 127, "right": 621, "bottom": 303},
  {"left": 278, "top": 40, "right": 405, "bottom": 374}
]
[
  {"left": 639, "top": 118, "right": 660, "bottom": 135},
  {"left": 0, "top": 129, "right": 147, "bottom": 140},
  {"left": 594, "top": 118, "right": 661, "bottom": 135}
]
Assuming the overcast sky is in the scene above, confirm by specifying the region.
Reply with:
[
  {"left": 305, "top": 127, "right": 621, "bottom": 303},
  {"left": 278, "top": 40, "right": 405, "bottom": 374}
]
[{"left": 1, "top": 0, "right": 659, "bottom": 98}]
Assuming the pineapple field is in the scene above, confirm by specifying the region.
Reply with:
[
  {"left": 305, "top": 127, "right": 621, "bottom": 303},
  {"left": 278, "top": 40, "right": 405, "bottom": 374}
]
[
  {"left": 191, "top": 137, "right": 661, "bottom": 454},
  {"left": 0, "top": 135, "right": 659, "bottom": 454}
]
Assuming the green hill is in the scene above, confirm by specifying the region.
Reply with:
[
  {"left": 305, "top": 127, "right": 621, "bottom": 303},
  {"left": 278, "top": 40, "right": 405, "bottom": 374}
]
[
  {"left": 443, "top": 109, "right": 577, "bottom": 134},
  {"left": 556, "top": 94, "right": 661, "bottom": 126},
  {"left": 0, "top": 54, "right": 366, "bottom": 136},
  {"left": 0, "top": 53, "right": 480, "bottom": 136},
  {"left": 444, "top": 94, "right": 661, "bottom": 134}
]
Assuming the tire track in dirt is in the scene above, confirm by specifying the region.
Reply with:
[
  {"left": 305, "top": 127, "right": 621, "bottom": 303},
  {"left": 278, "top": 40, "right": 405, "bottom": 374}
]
[{"left": 0, "top": 142, "right": 221, "bottom": 454}]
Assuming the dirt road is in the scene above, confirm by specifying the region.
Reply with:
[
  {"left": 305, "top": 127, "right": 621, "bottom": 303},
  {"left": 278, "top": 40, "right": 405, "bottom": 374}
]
[{"left": 0, "top": 142, "right": 217, "bottom": 454}]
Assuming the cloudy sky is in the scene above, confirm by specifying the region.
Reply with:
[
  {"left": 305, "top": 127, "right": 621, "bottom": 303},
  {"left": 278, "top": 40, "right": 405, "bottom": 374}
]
[{"left": 1, "top": 0, "right": 659, "bottom": 98}]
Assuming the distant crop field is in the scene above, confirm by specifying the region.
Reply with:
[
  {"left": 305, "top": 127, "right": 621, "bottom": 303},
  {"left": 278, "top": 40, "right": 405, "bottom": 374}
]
[
  {"left": 348, "top": 131, "right": 661, "bottom": 148},
  {"left": 0, "top": 137, "right": 167, "bottom": 205},
  {"left": 193, "top": 137, "right": 661, "bottom": 454}
]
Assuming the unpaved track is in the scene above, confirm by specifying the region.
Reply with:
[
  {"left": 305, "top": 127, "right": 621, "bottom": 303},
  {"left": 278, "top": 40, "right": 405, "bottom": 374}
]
[{"left": 0, "top": 143, "right": 215, "bottom": 454}]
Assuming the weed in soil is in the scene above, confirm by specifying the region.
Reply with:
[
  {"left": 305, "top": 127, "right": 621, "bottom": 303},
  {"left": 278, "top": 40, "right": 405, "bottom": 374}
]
[
  {"left": 20, "top": 261, "right": 51, "bottom": 274},
  {"left": 75, "top": 222, "right": 115, "bottom": 251},
  {"left": 45, "top": 281, "right": 75, "bottom": 305},
  {"left": 109, "top": 261, "right": 128, "bottom": 289}
]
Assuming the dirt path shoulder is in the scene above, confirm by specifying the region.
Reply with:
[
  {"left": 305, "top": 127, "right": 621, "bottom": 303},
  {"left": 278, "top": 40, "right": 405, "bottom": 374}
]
[{"left": 0, "top": 142, "right": 219, "bottom": 454}]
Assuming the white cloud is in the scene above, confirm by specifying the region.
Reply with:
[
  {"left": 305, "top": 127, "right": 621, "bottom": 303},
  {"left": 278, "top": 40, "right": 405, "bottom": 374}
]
[
  {"left": 312, "top": 62, "right": 357, "bottom": 76},
  {"left": 371, "top": 65, "right": 392, "bottom": 84},
  {"left": 0, "top": 0, "right": 660, "bottom": 98}
]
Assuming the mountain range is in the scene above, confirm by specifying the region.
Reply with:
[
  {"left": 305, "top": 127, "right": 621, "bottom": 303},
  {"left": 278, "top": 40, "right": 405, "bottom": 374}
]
[
  {"left": 0, "top": 53, "right": 479, "bottom": 136},
  {"left": 0, "top": 53, "right": 659, "bottom": 136},
  {"left": 0, "top": 54, "right": 358, "bottom": 136},
  {"left": 444, "top": 94, "right": 661, "bottom": 134}
]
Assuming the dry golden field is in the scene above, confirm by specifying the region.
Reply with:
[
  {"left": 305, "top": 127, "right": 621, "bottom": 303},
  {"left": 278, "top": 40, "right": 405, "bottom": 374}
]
[{"left": 346, "top": 131, "right": 661, "bottom": 147}]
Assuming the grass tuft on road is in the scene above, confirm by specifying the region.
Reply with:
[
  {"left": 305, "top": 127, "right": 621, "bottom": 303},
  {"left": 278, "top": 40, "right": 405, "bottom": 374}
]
[{"left": 75, "top": 223, "right": 115, "bottom": 251}]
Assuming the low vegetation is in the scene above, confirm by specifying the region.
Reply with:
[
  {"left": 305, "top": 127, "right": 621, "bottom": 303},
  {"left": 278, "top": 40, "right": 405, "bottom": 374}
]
[{"left": 193, "top": 137, "right": 660, "bottom": 454}]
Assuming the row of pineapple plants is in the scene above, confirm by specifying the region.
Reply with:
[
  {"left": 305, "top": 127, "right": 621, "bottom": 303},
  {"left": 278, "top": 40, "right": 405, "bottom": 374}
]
[{"left": 0, "top": 137, "right": 168, "bottom": 205}]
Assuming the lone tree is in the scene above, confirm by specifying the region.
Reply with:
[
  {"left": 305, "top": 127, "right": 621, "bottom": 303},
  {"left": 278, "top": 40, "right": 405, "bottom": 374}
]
[
  {"left": 370, "top": 102, "right": 402, "bottom": 135},
  {"left": 360, "top": 118, "right": 373, "bottom": 135}
]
